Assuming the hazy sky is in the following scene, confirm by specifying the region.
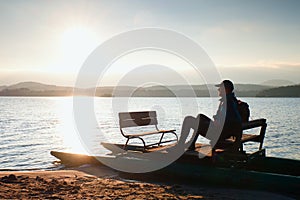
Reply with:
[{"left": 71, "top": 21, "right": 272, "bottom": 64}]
[{"left": 0, "top": 0, "right": 299, "bottom": 86}]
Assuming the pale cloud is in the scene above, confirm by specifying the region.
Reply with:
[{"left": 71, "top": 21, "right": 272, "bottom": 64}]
[
  {"left": 256, "top": 61, "right": 300, "bottom": 69},
  {"left": 216, "top": 61, "right": 300, "bottom": 84},
  {"left": 201, "top": 21, "right": 261, "bottom": 37},
  {"left": 218, "top": 61, "right": 300, "bottom": 69},
  {"left": 133, "top": 10, "right": 156, "bottom": 26}
]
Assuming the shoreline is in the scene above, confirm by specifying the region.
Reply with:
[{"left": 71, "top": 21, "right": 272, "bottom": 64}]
[{"left": 0, "top": 165, "right": 294, "bottom": 200}]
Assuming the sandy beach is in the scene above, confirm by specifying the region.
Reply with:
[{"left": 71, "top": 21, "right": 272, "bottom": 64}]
[{"left": 0, "top": 165, "right": 294, "bottom": 200}]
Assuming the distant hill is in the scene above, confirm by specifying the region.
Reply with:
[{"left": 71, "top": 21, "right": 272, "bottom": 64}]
[
  {"left": 256, "top": 85, "right": 300, "bottom": 97},
  {"left": 261, "top": 79, "right": 295, "bottom": 87},
  {"left": 0, "top": 85, "right": 7, "bottom": 91},
  {"left": 233, "top": 84, "right": 273, "bottom": 97},
  {"left": 0, "top": 81, "right": 298, "bottom": 97},
  {"left": 116, "top": 84, "right": 273, "bottom": 97},
  {"left": 0, "top": 88, "right": 73, "bottom": 96},
  {"left": 0, "top": 82, "right": 73, "bottom": 96},
  {"left": 6, "top": 81, "right": 71, "bottom": 91}
]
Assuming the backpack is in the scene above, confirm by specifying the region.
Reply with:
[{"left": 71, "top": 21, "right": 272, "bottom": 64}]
[{"left": 237, "top": 100, "right": 250, "bottom": 123}]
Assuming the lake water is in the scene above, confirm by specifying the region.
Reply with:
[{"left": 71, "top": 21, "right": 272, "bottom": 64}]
[{"left": 0, "top": 97, "right": 299, "bottom": 170}]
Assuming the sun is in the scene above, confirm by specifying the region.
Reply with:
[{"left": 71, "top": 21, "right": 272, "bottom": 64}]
[{"left": 61, "top": 26, "right": 98, "bottom": 63}]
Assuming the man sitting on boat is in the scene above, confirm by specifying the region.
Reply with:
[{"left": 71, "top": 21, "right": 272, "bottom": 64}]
[{"left": 189, "top": 80, "right": 242, "bottom": 151}]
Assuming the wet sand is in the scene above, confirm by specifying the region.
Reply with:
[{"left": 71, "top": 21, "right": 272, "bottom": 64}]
[{"left": 0, "top": 165, "right": 294, "bottom": 199}]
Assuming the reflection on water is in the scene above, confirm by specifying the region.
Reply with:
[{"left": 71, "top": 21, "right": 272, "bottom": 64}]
[{"left": 56, "top": 98, "right": 88, "bottom": 154}]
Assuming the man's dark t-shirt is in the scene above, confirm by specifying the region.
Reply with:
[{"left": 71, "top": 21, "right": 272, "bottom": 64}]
[{"left": 213, "top": 93, "right": 242, "bottom": 140}]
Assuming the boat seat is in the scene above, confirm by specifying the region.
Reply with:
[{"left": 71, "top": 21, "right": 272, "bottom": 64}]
[
  {"left": 240, "top": 118, "right": 267, "bottom": 151},
  {"left": 119, "top": 111, "right": 178, "bottom": 150},
  {"left": 215, "top": 118, "right": 267, "bottom": 152}
]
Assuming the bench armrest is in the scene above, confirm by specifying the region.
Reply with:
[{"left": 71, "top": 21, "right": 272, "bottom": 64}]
[{"left": 125, "top": 129, "right": 176, "bottom": 137}]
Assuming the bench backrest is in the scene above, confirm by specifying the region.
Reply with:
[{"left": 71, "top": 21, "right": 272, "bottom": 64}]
[
  {"left": 242, "top": 118, "right": 267, "bottom": 130},
  {"left": 119, "top": 111, "right": 158, "bottom": 128}
]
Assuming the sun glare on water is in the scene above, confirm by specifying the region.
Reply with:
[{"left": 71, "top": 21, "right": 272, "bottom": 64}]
[{"left": 57, "top": 98, "right": 89, "bottom": 154}]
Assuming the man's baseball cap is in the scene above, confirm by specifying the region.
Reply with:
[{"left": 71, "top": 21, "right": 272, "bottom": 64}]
[{"left": 215, "top": 80, "right": 234, "bottom": 91}]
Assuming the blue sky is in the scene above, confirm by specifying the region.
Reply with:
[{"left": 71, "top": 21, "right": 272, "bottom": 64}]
[{"left": 0, "top": 0, "right": 299, "bottom": 86}]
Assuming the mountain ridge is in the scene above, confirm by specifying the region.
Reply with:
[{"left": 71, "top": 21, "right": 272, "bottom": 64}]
[
  {"left": 0, "top": 81, "right": 299, "bottom": 97},
  {"left": 256, "top": 84, "right": 300, "bottom": 97},
  {"left": 260, "top": 79, "right": 296, "bottom": 87}
]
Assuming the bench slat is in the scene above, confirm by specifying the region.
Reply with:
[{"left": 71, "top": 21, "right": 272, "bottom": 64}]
[
  {"left": 120, "top": 117, "right": 158, "bottom": 128},
  {"left": 119, "top": 111, "right": 157, "bottom": 121},
  {"left": 119, "top": 111, "right": 158, "bottom": 128},
  {"left": 225, "top": 134, "right": 261, "bottom": 143},
  {"left": 241, "top": 133, "right": 261, "bottom": 143},
  {"left": 145, "top": 139, "right": 178, "bottom": 147}
]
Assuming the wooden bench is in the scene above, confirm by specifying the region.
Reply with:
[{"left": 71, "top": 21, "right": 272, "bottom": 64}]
[
  {"left": 216, "top": 118, "right": 267, "bottom": 152},
  {"left": 240, "top": 118, "right": 267, "bottom": 150},
  {"left": 119, "top": 111, "right": 178, "bottom": 150}
]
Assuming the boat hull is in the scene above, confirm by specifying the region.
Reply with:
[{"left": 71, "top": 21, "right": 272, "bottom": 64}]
[
  {"left": 138, "top": 161, "right": 300, "bottom": 198},
  {"left": 50, "top": 150, "right": 300, "bottom": 197}
]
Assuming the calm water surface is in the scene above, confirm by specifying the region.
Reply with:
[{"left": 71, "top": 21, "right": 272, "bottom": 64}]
[{"left": 0, "top": 97, "right": 299, "bottom": 170}]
